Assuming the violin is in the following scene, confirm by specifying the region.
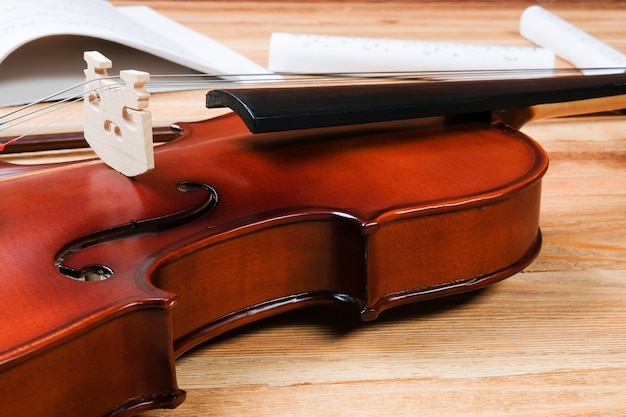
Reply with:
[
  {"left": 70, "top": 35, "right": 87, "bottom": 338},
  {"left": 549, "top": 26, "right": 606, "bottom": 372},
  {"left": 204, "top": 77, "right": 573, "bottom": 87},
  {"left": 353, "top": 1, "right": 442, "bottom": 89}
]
[{"left": 1, "top": 66, "right": 626, "bottom": 417}]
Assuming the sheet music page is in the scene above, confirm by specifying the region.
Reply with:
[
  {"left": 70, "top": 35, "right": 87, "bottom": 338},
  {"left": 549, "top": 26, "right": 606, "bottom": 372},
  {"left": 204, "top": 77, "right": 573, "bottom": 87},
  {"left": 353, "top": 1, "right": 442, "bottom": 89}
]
[
  {"left": 0, "top": 0, "right": 183, "bottom": 62},
  {"left": 0, "top": 0, "right": 271, "bottom": 106},
  {"left": 520, "top": 5, "right": 626, "bottom": 74},
  {"left": 268, "top": 33, "right": 555, "bottom": 75}
]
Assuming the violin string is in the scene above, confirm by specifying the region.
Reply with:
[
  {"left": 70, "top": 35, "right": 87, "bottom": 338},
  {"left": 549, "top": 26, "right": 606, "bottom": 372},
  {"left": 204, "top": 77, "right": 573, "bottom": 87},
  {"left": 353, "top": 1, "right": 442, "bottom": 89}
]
[
  {"left": 143, "top": 67, "right": 608, "bottom": 88},
  {"left": 0, "top": 70, "right": 474, "bottom": 124},
  {"left": 0, "top": 84, "right": 122, "bottom": 149},
  {"left": 0, "top": 76, "right": 121, "bottom": 123},
  {"left": 0, "top": 95, "right": 94, "bottom": 148},
  {"left": 0, "top": 67, "right": 609, "bottom": 124},
  {"left": 0, "top": 82, "right": 121, "bottom": 131},
  {"left": 1, "top": 91, "right": 90, "bottom": 130},
  {"left": 0, "top": 67, "right": 623, "bottom": 149},
  {"left": 143, "top": 68, "right": 553, "bottom": 88},
  {"left": 0, "top": 67, "right": 573, "bottom": 124},
  {"left": 0, "top": 97, "right": 86, "bottom": 151},
  {"left": 1, "top": 67, "right": 620, "bottom": 123}
]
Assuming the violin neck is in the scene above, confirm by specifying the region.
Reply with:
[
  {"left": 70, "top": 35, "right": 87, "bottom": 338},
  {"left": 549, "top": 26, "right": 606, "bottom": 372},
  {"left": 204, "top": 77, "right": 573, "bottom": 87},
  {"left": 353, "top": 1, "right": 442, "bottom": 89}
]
[{"left": 207, "top": 72, "right": 626, "bottom": 133}]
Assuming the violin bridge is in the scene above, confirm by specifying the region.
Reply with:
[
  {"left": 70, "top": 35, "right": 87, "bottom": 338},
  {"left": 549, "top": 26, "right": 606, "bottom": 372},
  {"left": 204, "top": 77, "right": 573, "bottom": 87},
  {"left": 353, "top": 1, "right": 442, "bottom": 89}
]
[{"left": 83, "top": 51, "right": 154, "bottom": 177}]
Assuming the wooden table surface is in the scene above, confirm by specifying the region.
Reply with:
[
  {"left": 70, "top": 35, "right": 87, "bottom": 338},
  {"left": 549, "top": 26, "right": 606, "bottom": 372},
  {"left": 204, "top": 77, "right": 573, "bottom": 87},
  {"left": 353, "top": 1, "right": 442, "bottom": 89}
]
[{"left": 6, "top": 1, "right": 626, "bottom": 416}]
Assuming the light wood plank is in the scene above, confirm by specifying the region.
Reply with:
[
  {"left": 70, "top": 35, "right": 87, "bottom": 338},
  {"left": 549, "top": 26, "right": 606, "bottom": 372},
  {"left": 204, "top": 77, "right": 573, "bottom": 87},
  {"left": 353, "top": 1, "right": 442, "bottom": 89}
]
[
  {"left": 4, "top": 2, "right": 626, "bottom": 416},
  {"left": 128, "top": 2, "right": 626, "bottom": 416}
]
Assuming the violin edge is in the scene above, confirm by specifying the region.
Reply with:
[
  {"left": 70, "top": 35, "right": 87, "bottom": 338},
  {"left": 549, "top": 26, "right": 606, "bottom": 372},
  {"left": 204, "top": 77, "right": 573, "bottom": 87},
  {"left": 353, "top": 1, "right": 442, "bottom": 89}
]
[
  {"left": 362, "top": 229, "right": 542, "bottom": 320},
  {"left": 169, "top": 228, "right": 542, "bottom": 357},
  {"left": 0, "top": 303, "right": 184, "bottom": 417}
]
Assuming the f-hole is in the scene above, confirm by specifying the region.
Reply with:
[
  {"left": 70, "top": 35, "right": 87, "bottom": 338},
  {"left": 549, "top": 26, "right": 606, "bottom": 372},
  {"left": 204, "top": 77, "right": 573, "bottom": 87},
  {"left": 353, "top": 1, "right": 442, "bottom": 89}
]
[{"left": 55, "top": 181, "right": 218, "bottom": 281}]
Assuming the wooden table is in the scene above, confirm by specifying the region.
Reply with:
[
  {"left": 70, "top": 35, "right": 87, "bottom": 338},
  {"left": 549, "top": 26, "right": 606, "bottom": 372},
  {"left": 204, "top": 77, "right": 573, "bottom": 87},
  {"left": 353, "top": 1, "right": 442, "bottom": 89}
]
[
  {"left": 134, "top": 2, "right": 626, "bottom": 416},
  {"left": 7, "top": 1, "right": 626, "bottom": 416}
]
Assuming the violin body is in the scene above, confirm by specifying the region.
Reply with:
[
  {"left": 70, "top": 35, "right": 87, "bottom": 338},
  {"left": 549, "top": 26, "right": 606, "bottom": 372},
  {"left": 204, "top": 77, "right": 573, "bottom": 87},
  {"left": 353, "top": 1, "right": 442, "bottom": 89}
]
[{"left": 0, "top": 110, "right": 547, "bottom": 416}]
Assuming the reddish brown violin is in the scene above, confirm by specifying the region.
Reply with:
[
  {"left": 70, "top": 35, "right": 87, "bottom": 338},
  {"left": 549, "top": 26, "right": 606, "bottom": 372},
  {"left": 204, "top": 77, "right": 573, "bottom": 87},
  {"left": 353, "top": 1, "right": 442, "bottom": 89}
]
[{"left": 1, "top": 72, "right": 625, "bottom": 416}]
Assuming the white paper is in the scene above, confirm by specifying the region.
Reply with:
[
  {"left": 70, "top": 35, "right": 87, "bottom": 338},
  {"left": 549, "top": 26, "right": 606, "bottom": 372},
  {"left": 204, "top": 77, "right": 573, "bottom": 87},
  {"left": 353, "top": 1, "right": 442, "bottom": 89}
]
[
  {"left": 520, "top": 5, "right": 626, "bottom": 74},
  {"left": 268, "top": 32, "right": 555, "bottom": 74},
  {"left": 0, "top": 0, "right": 273, "bottom": 107}
]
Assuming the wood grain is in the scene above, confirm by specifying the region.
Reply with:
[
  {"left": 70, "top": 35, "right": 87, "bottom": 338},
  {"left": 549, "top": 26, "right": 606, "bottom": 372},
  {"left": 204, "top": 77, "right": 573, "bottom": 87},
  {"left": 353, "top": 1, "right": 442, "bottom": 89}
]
[
  {"left": 127, "top": 3, "right": 626, "bottom": 416},
  {"left": 5, "top": 2, "right": 626, "bottom": 416}
]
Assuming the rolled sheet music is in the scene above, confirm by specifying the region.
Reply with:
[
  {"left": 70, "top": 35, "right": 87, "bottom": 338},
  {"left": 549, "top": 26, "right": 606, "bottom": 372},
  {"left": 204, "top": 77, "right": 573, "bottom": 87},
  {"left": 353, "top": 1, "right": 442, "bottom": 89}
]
[
  {"left": 268, "top": 32, "right": 555, "bottom": 75},
  {"left": 520, "top": 5, "right": 626, "bottom": 74}
]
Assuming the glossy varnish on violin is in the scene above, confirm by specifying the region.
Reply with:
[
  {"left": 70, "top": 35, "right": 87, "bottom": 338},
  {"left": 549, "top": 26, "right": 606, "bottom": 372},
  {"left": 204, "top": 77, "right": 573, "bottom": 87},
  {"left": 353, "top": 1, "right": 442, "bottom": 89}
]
[{"left": 0, "top": 106, "right": 547, "bottom": 416}]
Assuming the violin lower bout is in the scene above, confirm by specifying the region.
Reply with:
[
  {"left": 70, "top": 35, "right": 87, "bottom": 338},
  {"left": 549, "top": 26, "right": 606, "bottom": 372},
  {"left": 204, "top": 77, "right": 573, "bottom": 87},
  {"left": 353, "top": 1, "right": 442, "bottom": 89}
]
[
  {"left": 2, "top": 307, "right": 184, "bottom": 417},
  {"left": 154, "top": 176, "right": 543, "bottom": 356},
  {"left": 364, "top": 179, "right": 542, "bottom": 319}
]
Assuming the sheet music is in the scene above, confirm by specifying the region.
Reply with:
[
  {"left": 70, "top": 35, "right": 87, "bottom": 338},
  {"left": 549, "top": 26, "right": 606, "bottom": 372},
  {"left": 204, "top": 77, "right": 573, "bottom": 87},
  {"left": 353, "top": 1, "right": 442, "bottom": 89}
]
[
  {"left": 0, "top": 0, "right": 182, "bottom": 63},
  {"left": 0, "top": 0, "right": 272, "bottom": 107},
  {"left": 268, "top": 32, "right": 555, "bottom": 75},
  {"left": 520, "top": 5, "right": 626, "bottom": 74}
]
